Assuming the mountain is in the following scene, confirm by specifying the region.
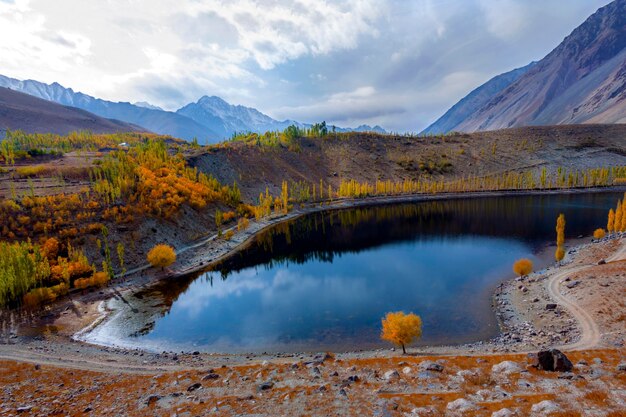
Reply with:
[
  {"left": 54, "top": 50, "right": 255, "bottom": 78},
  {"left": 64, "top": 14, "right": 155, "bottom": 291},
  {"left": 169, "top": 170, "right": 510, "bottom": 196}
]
[
  {"left": 0, "top": 75, "right": 220, "bottom": 143},
  {"left": 0, "top": 74, "right": 388, "bottom": 141},
  {"left": 134, "top": 101, "right": 163, "bottom": 111},
  {"left": 176, "top": 95, "right": 306, "bottom": 138},
  {"left": 422, "top": 62, "right": 536, "bottom": 134},
  {"left": 427, "top": 0, "right": 626, "bottom": 133},
  {"left": 0, "top": 87, "right": 142, "bottom": 136}
]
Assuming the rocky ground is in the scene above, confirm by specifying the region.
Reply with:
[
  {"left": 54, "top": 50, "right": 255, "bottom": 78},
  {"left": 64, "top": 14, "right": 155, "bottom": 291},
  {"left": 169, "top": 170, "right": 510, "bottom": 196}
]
[{"left": 0, "top": 234, "right": 624, "bottom": 416}]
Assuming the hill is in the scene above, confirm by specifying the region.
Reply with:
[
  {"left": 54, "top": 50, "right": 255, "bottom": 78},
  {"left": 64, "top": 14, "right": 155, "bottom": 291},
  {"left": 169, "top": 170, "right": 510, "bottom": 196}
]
[
  {"left": 0, "top": 87, "right": 142, "bottom": 136},
  {"left": 427, "top": 0, "right": 626, "bottom": 133}
]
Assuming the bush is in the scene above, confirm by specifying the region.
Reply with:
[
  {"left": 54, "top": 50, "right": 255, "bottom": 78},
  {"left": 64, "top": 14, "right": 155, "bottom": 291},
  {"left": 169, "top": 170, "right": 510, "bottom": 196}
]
[
  {"left": 74, "top": 272, "right": 109, "bottom": 290},
  {"left": 513, "top": 258, "right": 533, "bottom": 277},
  {"left": 147, "top": 244, "right": 176, "bottom": 269},
  {"left": 593, "top": 228, "right": 606, "bottom": 239}
]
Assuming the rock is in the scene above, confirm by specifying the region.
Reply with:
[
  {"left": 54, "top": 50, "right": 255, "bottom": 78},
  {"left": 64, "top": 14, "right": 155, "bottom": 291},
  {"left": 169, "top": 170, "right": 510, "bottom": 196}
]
[
  {"left": 545, "top": 304, "right": 557, "bottom": 310},
  {"left": 565, "top": 281, "right": 580, "bottom": 289},
  {"left": 446, "top": 398, "right": 475, "bottom": 413},
  {"left": 492, "top": 361, "right": 521, "bottom": 375},
  {"left": 383, "top": 370, "right": 400, "bottom": 381},
  {"left": 144, "top": 395, "right": 161, "bottom": 406},
  {"left": 16, "top": 406, "right": 33, "bottom": 413},
  {"left": 202, "top": 373, "right": 220, "bottom": 381},
  {"left": 187, "top": 382, "right": 202, "bottom": 392},
  {"left": 491, "top": 408, "right": 515, "bottom": 417},
  {"left": 257, "top": 381, "right": 274, "bottom": 391},
  {"left": 598, "top": 259, "right": 606, "bottom": 265},
  {"left": 616, "top": 362, "right": 626, "bottom": 371},
  {"left": 531, "top": 400, "right": 559, "bottom": 414},
  {"left": 347, "top": 375, "right": 360, "bottom": 383},
  {"left": 409, "top": 406, "right": 437, "bottom": 416},
  {"left": 419, "top": 361, "right": 444, "bottom": 372},
  {"left": 402, "top": 366, "right": 412, "bottom": 375},
  {"left": 339, "top": 388, "right": 348, "bottom": 397},
  {"left": 529, "top": 349, "right": 573, "bottom": 372}
]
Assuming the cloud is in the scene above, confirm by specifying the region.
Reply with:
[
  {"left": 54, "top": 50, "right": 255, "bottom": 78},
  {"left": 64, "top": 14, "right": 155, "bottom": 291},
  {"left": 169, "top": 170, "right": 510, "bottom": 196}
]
[{"left": 0, "top": 0, "right": 613, "bottom": 131}]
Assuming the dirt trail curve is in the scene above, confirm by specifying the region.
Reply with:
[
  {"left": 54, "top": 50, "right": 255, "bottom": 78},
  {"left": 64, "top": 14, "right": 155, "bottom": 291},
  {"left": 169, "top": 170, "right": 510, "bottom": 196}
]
[{"left": 549, "top": 238, "right": 625, "bottom": 351}]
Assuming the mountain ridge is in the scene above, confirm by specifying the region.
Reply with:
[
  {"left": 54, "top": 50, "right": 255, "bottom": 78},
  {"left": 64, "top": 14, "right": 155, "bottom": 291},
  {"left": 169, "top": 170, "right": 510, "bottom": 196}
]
[{"left": 426, "top": 0, "right": 626, "bottom": 133}]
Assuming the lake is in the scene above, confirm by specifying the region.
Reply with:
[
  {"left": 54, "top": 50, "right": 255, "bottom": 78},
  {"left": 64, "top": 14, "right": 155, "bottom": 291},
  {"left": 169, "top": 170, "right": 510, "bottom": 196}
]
[{"left": 98, "top": 191, "right": 620, "bottom": 353}]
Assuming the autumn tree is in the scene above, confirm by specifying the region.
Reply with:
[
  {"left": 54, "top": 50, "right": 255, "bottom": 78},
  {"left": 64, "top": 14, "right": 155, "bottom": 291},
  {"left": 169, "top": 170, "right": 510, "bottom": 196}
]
[
  {"left": 147, "top": 244, "right": 176, "bottom": 270},
  {"left": 555, "top": 246, "right": 565, "bottom": 263},
  {"left": 593, "top": 228, "right": 606, "bottom": 239},
  {"left": 555, "top": 213, "right": 566, "bottom": 262},
  {"left": 380, "top": 311, "right": 422, "bottom": 354},
  {"left": 513, "top": 258, "right": 533, "bottom": 277},
  {"left": 607, "top": 208, "right": 615, "bottom": 235},
  {"left": 615, "top": 201, "right": 622, "bottom": 234}
]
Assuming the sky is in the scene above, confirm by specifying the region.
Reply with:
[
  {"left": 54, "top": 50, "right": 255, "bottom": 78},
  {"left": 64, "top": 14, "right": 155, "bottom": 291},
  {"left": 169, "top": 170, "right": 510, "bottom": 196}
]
[{"left": 0, "top": 0, "right": 613, "bottom": 131}]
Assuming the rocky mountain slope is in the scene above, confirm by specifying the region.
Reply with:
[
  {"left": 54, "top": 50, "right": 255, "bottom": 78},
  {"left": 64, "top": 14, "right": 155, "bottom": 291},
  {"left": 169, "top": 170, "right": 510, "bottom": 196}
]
[
  {"left": 422, "top": 63, "right": 536, "bottom": 134},
  {"left": 427, "top": 0, "right": 626, "bottom": 133},
  {"left": 0, "top": 87, "right": 142, "bottom": 136}
]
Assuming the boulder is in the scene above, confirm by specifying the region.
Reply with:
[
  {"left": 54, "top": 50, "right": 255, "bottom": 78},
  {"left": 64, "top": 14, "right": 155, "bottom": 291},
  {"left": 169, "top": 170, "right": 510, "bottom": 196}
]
[
  {"left": 419, "top": 361, "right": 444, "bottom": 372},
  {"left": 491, "top": 361, "right": 521, "bottom": 375},
  {"left": 383, "top": 370, "right": 400, "bottom": 381},
  {"left": 492, "top": 408, "right": 515, "bottom": 417},
  {"left": 446, "top": 398, "right": 475, "bottom": 413},
  {"left": 545, "top": 304, "right": 557, "bottom": 310},
  {"left": 531, "top": 400, "right": 559, "bottom": 414},
  {"left": 257, "top": 381, "right": 274, "bottom": 391},
  {"left": 529, "top": 349, "right": 573, "bottom": 372}
]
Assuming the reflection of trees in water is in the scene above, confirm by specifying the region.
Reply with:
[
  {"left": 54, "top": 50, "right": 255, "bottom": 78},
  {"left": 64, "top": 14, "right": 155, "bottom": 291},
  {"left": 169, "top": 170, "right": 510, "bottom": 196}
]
[
  {"left": 208, "top": 193, "right": 616, "bottom": 279},
  {"left": 133, "top": 192, "right": 616, "bottom": 324}
]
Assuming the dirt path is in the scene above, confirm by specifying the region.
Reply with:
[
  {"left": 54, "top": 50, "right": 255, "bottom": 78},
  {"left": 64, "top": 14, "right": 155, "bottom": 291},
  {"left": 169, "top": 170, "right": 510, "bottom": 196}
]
[{"left": 546, "top": 265, "right": 602, "bottom": 350}]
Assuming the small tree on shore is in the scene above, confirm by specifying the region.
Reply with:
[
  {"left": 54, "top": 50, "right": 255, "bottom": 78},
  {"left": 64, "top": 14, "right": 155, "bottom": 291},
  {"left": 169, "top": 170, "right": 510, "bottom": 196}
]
[
  {"left": 593, "top": 228, "right": 606, "bottom": 240},
  {"left": 607, "top": 209, "right": 615, "bottom": 235},
  {"left": 555, "top": 213, "right": 566, "bottom": 262},
  {"left": 147, "top": 244, "right": 176, "bottom": 270},
  {"left": 380, "top": 311, "right": 422, "bottom": 354},
  {"left": 513, "top": 258, "right": 533, "bottom": 277}
]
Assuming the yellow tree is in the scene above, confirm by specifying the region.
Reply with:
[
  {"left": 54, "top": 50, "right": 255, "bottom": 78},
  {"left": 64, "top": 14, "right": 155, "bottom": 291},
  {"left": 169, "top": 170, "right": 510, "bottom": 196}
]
[
  {"left": 593, "top": 228, "right": 606, "bottom": 239},
  {"left": 621, "top": 196, "right": 626, "bottom": 232},
  {"left": 615, "top": 201, "right": 622, "bottom": 234},
  {"left": 607, "top": 208, "right": 615, "bottom": 235},
  {"left": 556, "top": 213, "right": 566, "bottom": 247},
  {"left": 513, "top": 258, "right": 533, "bottom": 277},
  {"left": 147, "top": 244, "right": 176, "bottom": 270},
  {"left": 555, "top": 246, "right": 565, "bottom": 262},
  {"left": 555, "top": 213, "right": 566, "bottom": 262},
  {"left": 381, "top": 311, "right": 422, "bottom": 354}
]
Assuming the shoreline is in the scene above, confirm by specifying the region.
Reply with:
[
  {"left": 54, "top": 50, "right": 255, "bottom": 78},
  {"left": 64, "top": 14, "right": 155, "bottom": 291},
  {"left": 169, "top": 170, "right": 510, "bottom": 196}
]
[{"left": 1, "top": 186, "right": 624, "bottom": 369}]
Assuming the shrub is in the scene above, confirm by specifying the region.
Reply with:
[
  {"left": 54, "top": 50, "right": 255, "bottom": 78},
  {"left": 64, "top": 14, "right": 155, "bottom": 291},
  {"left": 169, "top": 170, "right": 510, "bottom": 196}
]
[
  {"left": 513, "top": 258, "right": 533, "bottom": 277},
  {"left": 147, "top": 244, "right": 176, "bottom": 270},
  {"left": 74, "top": 272, "right": 109, "bottom": 290},
  {"left": 593, "top": 228, "right": 606, "bottom": 239}
]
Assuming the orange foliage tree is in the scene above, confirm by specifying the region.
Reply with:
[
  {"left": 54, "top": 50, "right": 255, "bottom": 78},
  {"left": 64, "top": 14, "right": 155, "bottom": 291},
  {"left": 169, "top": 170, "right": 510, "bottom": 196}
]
[
  {"left": 513, "top": 258, "right": 533, "bottom": 277},
  {"left": 380, "top": 311, "right": 422, "bottom": 354},
  {"left": 147, "top": 244, "right": 176, "bottom": 270},
  {"left": 593, "top": 228, "right": 606, "bottom": 239}
]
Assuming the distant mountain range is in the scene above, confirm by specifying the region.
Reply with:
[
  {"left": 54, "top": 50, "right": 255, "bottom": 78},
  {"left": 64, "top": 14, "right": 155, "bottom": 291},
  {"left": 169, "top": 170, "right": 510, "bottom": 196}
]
[
  {"left": 0, "top": 75, "right": 387, "bottom": 143},
  {"left": 0, "top": 87, "right": 141, "bottom": 136},
  {"left": 424, "top": 0, "right": 626, "bottom": 133}
]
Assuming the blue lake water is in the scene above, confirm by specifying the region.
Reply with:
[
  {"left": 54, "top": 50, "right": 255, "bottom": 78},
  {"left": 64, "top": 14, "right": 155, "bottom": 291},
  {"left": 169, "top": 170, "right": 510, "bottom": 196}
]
[{"left": 126, "top": 191, "right": 621, "bottom": 353}]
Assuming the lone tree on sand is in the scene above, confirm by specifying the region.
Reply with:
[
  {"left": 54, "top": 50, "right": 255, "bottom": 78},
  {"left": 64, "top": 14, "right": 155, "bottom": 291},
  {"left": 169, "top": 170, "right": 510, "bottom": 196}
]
[
  {"left": 147, "top": 244, "right": 176, "bottom": 270},
  {"left": 381, "top": 311, "right": 422, "bottom": 354},
  {"left": 513, "top": 258, "right": 533, "bottom": 277},
  {"left": 593, "top": 228, "right": 606, "bottom": 240}
]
